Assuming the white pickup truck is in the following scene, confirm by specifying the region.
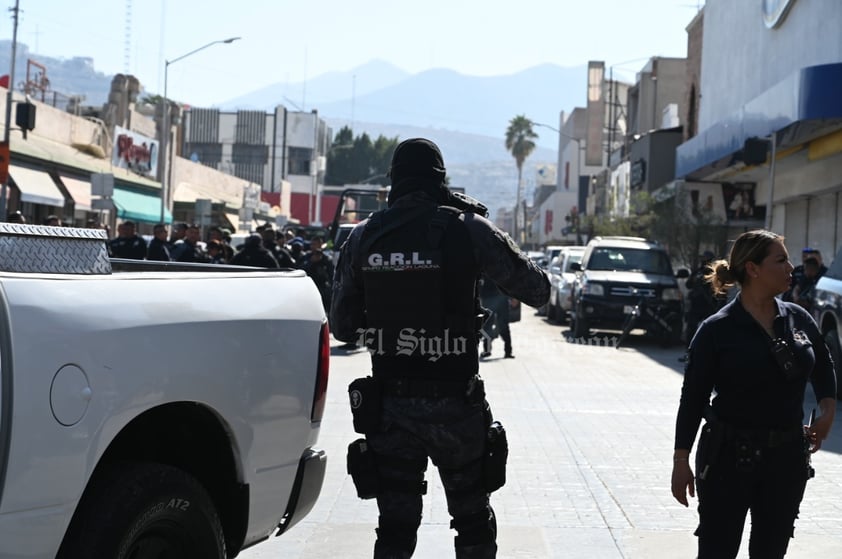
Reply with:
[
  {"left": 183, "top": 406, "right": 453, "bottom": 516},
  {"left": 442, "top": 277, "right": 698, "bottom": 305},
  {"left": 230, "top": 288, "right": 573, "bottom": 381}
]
[{"left": 0, "top": 223, "right": 329, "bottom": 558}]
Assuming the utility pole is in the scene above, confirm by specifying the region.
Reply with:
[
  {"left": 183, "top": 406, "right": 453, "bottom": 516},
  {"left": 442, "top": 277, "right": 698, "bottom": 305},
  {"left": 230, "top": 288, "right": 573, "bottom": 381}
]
[{"left": 0, "top": 0, "right": 21, "bottom": 219}]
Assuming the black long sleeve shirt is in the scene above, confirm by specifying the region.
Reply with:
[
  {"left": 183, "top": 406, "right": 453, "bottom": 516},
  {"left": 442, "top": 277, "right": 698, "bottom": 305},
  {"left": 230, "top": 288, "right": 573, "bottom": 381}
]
[
  {"left": 330, "top": 192, "right": 550, "bottom": 343},
  {"left": 674, "top": 295, "right": 836, "bottom": 451}
]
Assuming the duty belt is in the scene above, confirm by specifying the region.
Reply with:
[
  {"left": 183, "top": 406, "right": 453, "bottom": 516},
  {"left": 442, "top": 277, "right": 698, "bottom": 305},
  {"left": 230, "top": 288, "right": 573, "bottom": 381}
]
[
  {"left": 723, "top": 425, "right": 804, "bottom": 448},
  {"left": 379, "top": 376, "right": 479, "bottom": 398}
]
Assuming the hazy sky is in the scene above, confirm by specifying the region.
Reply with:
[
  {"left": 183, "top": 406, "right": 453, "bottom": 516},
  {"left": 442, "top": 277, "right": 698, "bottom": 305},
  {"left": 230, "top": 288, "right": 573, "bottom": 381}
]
[{"left": 2, "top": 0, "right": 702, "bottom": 107}]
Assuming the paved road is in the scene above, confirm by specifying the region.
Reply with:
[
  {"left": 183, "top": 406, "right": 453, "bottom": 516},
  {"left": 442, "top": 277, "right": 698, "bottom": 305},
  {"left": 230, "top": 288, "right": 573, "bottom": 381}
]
[{"left": 242, "top": 311, "right": 842, "bottom": 558}]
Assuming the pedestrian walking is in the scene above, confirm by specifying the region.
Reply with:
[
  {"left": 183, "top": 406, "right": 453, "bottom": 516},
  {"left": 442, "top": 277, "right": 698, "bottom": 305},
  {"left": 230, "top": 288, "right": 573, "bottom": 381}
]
[
  {"left": 331, "top": 137, "right": 549, "bottom": 559},
  {"left": 684, "top": 250, "right": 720, "bottom": 342},
  {"left": 479, "top": 275, "right": 514, "bottom": 359},
  {"left": 671, "top": 229, "right": 836, "bottom": 559}
]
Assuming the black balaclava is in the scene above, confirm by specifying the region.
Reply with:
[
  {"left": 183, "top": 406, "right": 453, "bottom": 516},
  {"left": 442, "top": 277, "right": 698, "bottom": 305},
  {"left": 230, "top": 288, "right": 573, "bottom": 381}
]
[{"left": 387, "top": 138, "right": 451, "bottom": 206}]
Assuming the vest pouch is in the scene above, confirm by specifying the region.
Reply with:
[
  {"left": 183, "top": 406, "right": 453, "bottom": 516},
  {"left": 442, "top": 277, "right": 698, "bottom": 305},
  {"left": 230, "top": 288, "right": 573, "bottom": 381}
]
[
  {"left": 347, "top": 438, "right": 379, "bottom": 499},
  {"left": 484, "top": 421, "right": 508, "bottom": 493},
  {"left": 348, "top": 376, "right": 382, "bottom": 434}
]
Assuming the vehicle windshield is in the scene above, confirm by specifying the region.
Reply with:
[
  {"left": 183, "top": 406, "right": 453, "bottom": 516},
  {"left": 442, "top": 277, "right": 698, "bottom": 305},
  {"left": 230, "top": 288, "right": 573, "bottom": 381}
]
[
  {"left": 587, "top": 247, "right": 673, "bottom": 275},
  {"left": 564, "top": 253, "right": 583, "bottom": 272}
]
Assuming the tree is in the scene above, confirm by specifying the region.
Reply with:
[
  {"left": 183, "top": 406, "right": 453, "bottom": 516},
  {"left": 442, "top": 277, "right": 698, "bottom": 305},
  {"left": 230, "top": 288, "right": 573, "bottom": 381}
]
[
  {"left": 505, "top": 116, "right": 537, "bottom": 245},
  {"left": 573, "top": 187, "right": 726, "bottom": 268},
  {"left": 325, "top": 126, "right": 399, "bottom": 186},
  {"left": 648, "top": 187, "right": 728, "bottom": 268}
]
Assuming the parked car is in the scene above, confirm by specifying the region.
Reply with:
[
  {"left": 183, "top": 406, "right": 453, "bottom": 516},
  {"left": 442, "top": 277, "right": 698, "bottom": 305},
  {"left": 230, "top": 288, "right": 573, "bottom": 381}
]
[
  {"left": 544, "top": 245, "right": 566, "bottom": 268},
  {"left": 569, "top": 236, "right": 688, "bottom": 344},
  {"left": 547, "top": 246, "right": 586, "bottom": 323},
  {"left": 810, "top": 247, "right": 842, "bottom": 398},
  {"left": 527, "top": 250, "right": 549, "bottom": 269},
  {"left": 536, "top": 245, "right": 568, "bottom": 316}
]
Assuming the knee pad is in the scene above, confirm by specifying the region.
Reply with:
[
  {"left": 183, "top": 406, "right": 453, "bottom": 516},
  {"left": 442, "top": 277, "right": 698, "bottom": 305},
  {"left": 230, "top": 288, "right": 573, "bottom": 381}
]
[{"left": 377, "top": 516, "right": 420, "bottom": 551}]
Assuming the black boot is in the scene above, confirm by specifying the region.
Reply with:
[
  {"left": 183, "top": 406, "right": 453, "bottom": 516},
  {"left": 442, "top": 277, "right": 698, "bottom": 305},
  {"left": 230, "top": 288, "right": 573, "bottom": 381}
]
[{"left": 455, "top": 542, "right": 497, "bottom": 559}]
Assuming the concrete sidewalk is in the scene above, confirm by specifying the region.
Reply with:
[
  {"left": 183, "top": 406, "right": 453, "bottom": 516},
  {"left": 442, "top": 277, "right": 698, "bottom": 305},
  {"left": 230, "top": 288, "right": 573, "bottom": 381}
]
[{"left": 242, "top": 311, "right": 842, "bottom": 558}]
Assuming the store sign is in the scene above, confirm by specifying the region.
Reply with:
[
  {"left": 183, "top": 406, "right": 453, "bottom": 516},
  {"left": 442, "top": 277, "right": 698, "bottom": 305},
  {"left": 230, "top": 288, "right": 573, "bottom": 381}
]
[
  {"left": 242, "top": 184, "right": 261, "bottom": 210},
  {"left": 112, "top": 126, "right": 159, "bottom": 178},
  {"left": 723, "top": 182, "right": 764, "bottom": 221},
  {"left": 762, "top": 0, "right": 797, "bottom": 29}
]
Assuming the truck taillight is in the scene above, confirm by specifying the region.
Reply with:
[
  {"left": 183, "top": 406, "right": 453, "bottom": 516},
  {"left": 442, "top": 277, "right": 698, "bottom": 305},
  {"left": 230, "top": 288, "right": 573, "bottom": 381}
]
[{"left": 311, "top": 321, "right": 330, "bottom": 422}]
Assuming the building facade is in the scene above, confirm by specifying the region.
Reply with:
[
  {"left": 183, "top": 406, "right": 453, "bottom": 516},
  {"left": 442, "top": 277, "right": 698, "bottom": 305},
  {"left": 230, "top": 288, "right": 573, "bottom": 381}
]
[
  {"left": 182, "top": 107, "right": 332, "bottom": 226},
  {"left": 675, "top": 0, "right": 842, "bottom": 259}
]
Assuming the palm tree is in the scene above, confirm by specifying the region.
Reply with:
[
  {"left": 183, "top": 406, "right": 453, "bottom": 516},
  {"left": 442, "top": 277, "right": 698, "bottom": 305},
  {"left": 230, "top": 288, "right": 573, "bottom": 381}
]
[{"left": 505, "top": 115, "right": 537, "bottom": 245}]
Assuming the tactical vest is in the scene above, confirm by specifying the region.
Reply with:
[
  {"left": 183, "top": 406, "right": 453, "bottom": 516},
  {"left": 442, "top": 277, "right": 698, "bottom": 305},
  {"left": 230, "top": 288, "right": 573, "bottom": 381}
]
[{"left": 356, "top": 204, "right": 480, "bottom": 379}]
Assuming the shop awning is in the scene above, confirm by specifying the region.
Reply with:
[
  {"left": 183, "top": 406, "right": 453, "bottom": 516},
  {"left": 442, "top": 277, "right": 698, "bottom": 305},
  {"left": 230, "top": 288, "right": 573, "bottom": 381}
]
[
  {"left": 9, "top": 164, "right": 65, "bottom": 207},
  {"left": 112, "top": 187, "right": 172, "bottom": 224},
  {"left": 676, "top": 62, "right": 842, "bottom": 179},
  {"left": 57, "top": 173, "right": 92, "bottom": 211},
  {"left": 224, "top": 211, "right": 243, "bottom": 233},
  {"left": 224, "top": 211, "right": 262, "bottom": 233}
]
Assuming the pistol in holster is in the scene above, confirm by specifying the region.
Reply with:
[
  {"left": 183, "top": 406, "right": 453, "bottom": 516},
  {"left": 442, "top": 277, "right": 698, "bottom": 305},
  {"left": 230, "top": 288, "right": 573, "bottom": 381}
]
[
  {"left": 348, "top": 376, "right": 382, "bottom": 434},
  {"left": 347, "top": 438, "right": 379, "bottom": 499},
  {"left": 696, "top": 420, "right": 724, "bottom": 481},
  {"left": 484, "top": 420, "right": 508, "bottom": 492}
]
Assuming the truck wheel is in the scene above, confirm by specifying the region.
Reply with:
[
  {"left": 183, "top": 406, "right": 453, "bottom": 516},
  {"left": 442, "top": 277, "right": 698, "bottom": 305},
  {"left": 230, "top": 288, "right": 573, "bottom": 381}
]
[
  {"left": 547, "top": 301, "right": 558, "bottom": 323},
  {"left": 57, "top": 462, "right": 226, "bottom": 559},
  {"left": 824, "top": 330, "right": 842, "bottom": 399},
  {"left": 572, "top": 311, "right": 589, "bottom": 338}
]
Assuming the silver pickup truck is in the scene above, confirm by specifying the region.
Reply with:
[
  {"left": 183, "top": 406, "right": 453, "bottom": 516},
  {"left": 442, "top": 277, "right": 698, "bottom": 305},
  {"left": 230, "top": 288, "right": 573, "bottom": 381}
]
[{"left": 0, "top": 223, "right": 329, "bottom": 558}]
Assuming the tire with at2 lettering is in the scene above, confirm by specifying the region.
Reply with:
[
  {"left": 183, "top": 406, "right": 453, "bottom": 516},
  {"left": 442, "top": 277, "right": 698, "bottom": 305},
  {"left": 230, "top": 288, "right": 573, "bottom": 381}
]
[{"left": 57, "top": 462, "right": 226, "bottom": 559}]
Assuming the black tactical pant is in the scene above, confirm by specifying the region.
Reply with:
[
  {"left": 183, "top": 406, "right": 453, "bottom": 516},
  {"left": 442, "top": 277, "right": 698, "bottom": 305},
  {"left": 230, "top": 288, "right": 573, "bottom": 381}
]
[
  {"left": 694, "top": 433, "right": 809, "bottom": 558},
  {"left": 366, "top": 393, "right": 497, "bottom": 559},
  {"left": 481, "top": 294, "right": 512, "bottom": 356}
]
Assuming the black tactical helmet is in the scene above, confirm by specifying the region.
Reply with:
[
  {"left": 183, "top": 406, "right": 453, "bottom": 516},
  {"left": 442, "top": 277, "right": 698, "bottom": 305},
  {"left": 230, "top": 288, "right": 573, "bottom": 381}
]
[{"left": 388, "top": 138, "right": 446, "bottom": 186}]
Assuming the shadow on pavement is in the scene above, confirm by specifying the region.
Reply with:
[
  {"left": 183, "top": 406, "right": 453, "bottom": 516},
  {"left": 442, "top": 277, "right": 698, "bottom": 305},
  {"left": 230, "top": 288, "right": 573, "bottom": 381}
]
[
  {"left": 330, "top": 343, "right": 367, "bottom": 356},
  {"left": 562, "top": 327, "right": 687, "bottom": 373}
]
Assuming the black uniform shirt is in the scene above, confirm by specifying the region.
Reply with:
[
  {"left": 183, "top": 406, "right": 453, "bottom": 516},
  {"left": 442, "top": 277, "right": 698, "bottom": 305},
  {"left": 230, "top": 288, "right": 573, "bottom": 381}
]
[
  {"left": 330, "top": 192, "right": 550, "bottom": 343},
  {"left": 675, "top": 295, "right": 836, "bottom": 451}
]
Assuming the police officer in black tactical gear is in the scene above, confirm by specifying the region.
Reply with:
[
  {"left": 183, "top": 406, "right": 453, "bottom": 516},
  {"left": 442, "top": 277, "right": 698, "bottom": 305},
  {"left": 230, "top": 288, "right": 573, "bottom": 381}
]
[{"left": 331, "top": 138, "right": 549, "bottom": 559}]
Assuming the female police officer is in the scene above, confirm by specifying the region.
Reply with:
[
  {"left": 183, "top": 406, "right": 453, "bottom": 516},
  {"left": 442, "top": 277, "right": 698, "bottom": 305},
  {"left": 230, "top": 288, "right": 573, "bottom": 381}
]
[{"left": 671, "top": 229, "right": 836, "bottom": 558}]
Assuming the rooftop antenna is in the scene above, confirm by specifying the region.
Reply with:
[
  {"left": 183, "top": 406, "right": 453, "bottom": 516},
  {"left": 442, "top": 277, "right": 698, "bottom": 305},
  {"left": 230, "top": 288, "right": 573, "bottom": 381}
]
[
  {"left": 124, "top": 0, "right": 132, "bottom": 74},
  {"left": 283, "top": 96, "right": 303, "bottom": 112},
  {"left": 31, "top": 25, "right": 41, "bottom": 53},
  {"left": 351, "top": 73, "right": 356, "bottom": 131},
  {"left": 301, "top": 47, "right": 307, "bottom": 111}
]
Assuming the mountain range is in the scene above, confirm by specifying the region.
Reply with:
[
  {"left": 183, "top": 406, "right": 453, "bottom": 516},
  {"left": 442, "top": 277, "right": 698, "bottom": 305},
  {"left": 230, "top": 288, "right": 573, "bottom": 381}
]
[{"left": 0, "top": 42, "right": 587, "bottom": 213}]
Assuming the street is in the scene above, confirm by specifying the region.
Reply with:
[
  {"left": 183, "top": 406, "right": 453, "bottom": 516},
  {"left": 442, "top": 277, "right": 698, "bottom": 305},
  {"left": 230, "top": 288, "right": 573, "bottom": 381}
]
[{"left": 242, "top": 311, "right": 842, "bottom": 558}]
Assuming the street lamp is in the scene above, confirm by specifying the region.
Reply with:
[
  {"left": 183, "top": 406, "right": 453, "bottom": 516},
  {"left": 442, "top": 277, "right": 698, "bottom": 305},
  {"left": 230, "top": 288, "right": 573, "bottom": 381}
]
[
  {"left": 159, "top": 37, "right": 241, "bottom": 223},
  {"left": 531, "top": 121, "right": 586, "bottom": 190}
]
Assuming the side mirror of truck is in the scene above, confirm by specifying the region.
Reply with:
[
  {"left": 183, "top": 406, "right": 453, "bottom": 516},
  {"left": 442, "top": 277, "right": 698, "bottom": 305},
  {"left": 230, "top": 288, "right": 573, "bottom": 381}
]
[{"left": 570, "top": 262, "right": 582, "bottom": 272}]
